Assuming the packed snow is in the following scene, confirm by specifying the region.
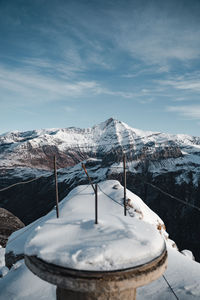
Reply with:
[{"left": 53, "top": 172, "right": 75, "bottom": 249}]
[
  {"left": 25, "top": 182, "right": 166, "bottom": 270},
  {"left": 7, "top": 180, "right": 166, "bottom": 270},
  {"left": 1, "top": 180, "right": 200, "bottom": 299},
  {"left": 25, "top": 217, "right": 164, "bottom": 271}
]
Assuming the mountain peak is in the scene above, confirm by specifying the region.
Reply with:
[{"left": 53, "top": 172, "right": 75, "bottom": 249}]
[
  {"left": 95, "top": 117, "right": 123, "bottom": 131},
  {"left": 105, "top": 117, "right": 115, "bottom": 126}
]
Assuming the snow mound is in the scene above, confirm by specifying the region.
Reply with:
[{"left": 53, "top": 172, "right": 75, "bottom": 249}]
[
  {"left": 181, "top": 249, "right": 195, "bottom": 261},
  {"left": 25, "top": 218, "right": 164, "bottom": 271},
  {"left": 6, "top": 180, "right": 167, "bottom": 259},
  {"left": 25, "top": 180, "right": 165, "bottom": 271}
]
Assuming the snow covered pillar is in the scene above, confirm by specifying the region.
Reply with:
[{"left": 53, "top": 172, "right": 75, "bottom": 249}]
[
  {"left": 25, "top": 248, "right": 167, "bottom": 300},
  {"left": 24, "top": 181, "right": 168, "bottom": 300}
]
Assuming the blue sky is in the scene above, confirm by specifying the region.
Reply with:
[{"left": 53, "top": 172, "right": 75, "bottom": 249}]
[{"left": 1, "top": 0, "right": 200, "bottom": 136}]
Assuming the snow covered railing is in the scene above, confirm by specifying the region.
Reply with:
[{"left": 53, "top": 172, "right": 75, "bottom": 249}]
[{"left": 82, "top": 159, "right": 128, "bottom": 221}]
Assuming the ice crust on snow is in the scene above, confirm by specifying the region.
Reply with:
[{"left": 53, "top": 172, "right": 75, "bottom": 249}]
[{"left": 24, "top": 180, "right": 165, "bottom": 271}]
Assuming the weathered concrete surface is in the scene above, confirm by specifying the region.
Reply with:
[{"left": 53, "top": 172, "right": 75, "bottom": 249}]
[{"left": 56, "top": 286, "right": 136, "bottom": 300}]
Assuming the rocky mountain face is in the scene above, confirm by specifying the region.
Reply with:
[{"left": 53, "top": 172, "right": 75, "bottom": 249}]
[
  {"left": 0, "top": 208, "right": 24, "bottom": 248},
  {"left": 1, "top": 118, "right": 200, "bottom": 260},
  {"left": 0, "top": 117, "right": 191, "bottom": 170}
]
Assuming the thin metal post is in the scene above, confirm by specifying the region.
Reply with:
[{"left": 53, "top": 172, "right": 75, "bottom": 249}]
[
  {"left": 123, "top": 153, "right": 127, "bottom": 216},
  {"left": 95, "top": 184, "right": 98, "bottom": 224},
  {"left": 54, "top": 156, "right": 59, "bottom": 218},
  {"left": 82, "top": 163, "right": 96, "bottom": 193}
]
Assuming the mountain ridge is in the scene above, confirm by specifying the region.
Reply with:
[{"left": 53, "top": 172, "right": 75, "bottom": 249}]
[{"left": 1, "top": 117, "right": 200, "bottom": 172}]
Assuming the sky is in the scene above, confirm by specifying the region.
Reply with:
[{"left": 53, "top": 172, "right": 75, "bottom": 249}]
[{"left": 1, "top": 0, "right": 200, "bottom": 136}]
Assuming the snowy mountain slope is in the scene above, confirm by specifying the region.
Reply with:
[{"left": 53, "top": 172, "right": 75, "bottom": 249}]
[
  {"left": 0, "top": 181, "right": 200, "bottom": 299},
  {"left": 1, "top": 117, "right": 200, "bottom": 195},
  {"left": 1, "top": 117, "right": 200, "bottom": 176}
]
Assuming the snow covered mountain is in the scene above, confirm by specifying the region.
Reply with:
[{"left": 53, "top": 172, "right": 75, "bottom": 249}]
[
  {"left": 1, "top": 117, "right": 200, "bottom": 176},
  {"left": 1, "top": 118, "right": 200, "bottom": 262}
]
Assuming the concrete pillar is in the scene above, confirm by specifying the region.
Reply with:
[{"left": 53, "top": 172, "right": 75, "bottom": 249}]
[
  {"left": 25, "top": 247, "right": 167, "bottom": 300},
  {"left": 56, "top": 286, "right": 136, "bottom": 300}
]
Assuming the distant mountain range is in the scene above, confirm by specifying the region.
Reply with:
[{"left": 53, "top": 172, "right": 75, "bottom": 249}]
[
  {"left": 1, "top": 118, "right": 200, "bottom": 261},
  {"left": 1, "top": 117, "right": 200, "bottom": 174}
]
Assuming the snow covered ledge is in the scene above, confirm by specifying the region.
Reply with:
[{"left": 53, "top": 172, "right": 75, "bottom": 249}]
[{"left": 24, "top": 181, "right": 167, "bottom": 299}]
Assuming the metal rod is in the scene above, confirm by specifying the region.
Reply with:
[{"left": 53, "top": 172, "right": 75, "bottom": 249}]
[
  {"left": 54, "top": 156, "right": 59, "bottom": 218},
  {"left": 95, "top": 184, "right": 98, "bottom": 224},
  {"left": 123, "top": 153, "right": 127, "bottom": 216},
  {"left": 81, "top": 163, "right": 96, "bottom": 193}
]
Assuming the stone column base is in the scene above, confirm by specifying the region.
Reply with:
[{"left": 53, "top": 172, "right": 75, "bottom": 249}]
[{"left": 56, "top": 286, "right": 136, "bottom": 300}]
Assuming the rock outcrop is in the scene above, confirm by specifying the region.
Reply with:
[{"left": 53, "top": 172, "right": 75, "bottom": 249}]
[{"left": 0, "top": 208, "right": 24, "bottom": 248}]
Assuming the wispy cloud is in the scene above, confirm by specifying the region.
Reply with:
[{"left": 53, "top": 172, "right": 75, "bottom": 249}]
[
  {"left": 2, "top": 1, "right": 200, "bottom": 73},
  {"left": 159, "top": 78, "right": 200, "bottom": 92},
  {"left": 3, "top": 1, "right": 200, "bottom": 79},
  {"left": 0, "top": 65, "right": 101, "bottom": 105},
  {"left": 156, "top": 71, "right": 200, "bottom": 99},
  {"left": 121, "top": 65, "right": 170, "bottom": 79},
  {"left": 22, "top": 55, "right": 85, "bottom": 80},
  {"left": 1, "top": 0, "right": 200, "bottom": 135},
  {"left": 0, "top": 64, "right": 145, "bottom": 107},
  {"left": 111, "top": 3, "right": 200, "bottom": 67},
  {"left": 167, "top": 105, "right": 200, "bottom": 119}
]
